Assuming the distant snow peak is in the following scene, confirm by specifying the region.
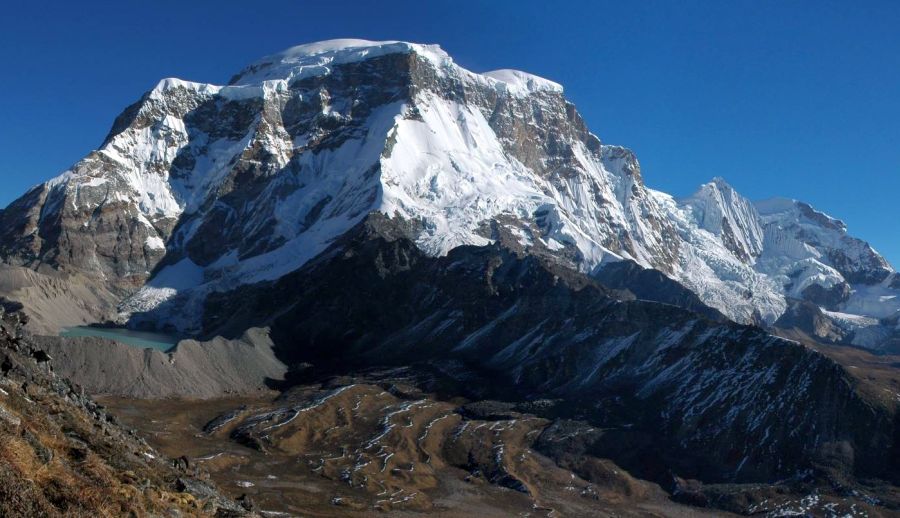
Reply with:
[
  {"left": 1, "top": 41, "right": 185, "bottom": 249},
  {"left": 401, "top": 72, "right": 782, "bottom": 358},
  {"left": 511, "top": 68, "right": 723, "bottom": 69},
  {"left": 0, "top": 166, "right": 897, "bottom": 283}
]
[
  {"left": 757, "top": 197, "right": 849, "bottom": 232},
  {"left": 681, "top": 177, "right": 763, "bottom": 262}
]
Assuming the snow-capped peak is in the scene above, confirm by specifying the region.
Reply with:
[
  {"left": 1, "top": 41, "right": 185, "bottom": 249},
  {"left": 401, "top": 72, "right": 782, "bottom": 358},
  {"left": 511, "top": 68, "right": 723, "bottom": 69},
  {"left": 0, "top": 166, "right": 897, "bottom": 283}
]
[
  {"left": 754, "top": 196, "right": 893, "bottom": 278},
  {"left": 230, "top": 39, "right": 451, "bottom": 86},
  {"left": 482, "top": 69, "right": 564, "bottom": 95},
  {"left": 681, "top": 176, "right": 764, "bottom": 261},
  {"left": 755, "top": 197, "right": 849, "bottom": 232},
  {"left": 148, "top": 78, "right": 222, "bottom": 100},
  {"left": 229, "top": 39, "right": 564, "bottom": 100}
]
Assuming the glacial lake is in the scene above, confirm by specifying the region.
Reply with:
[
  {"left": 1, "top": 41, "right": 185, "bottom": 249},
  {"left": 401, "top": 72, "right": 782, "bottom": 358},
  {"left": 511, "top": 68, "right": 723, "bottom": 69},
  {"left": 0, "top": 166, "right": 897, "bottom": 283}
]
[{"left": 59, "top": 326, "right": 181, "bottom": 352}]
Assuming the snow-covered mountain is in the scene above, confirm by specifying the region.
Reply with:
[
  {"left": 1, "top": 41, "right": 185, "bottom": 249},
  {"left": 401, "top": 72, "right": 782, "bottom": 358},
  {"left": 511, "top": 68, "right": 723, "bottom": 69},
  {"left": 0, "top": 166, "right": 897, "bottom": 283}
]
[{"left": 0, "top": 39, "right": 896, "bottom": 348}]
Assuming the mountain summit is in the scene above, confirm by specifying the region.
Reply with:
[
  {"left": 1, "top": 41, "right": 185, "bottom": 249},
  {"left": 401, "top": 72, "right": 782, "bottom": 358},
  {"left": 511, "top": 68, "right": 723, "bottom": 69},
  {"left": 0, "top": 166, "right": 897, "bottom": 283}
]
[{"left": 0, "top": 39, "right": 896, "bottom": 348}]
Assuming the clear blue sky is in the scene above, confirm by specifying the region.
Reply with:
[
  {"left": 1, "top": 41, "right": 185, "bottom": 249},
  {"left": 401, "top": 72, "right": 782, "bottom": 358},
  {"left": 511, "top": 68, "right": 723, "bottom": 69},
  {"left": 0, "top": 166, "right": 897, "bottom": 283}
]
[{"left": 1, "top": 1, "right": 897, "bottom": 265}]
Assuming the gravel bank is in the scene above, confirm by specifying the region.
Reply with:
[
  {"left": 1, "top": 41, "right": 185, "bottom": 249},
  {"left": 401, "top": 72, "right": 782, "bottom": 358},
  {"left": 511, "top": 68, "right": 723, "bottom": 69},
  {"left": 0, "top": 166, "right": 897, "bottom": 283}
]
[{"left": 35, "top": 328, "right": 286, "bottom": 399}]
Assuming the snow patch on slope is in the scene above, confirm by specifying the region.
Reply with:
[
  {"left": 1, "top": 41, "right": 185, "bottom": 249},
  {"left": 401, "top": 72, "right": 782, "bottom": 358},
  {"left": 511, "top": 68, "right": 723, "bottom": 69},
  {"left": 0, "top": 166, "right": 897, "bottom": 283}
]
[{"left": 381, "top": 92, "right": 543, "bottom": 254}]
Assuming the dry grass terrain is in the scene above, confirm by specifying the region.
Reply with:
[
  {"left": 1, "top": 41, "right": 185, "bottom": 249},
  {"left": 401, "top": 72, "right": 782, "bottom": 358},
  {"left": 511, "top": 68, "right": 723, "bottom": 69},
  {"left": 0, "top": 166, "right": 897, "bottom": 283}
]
[{"left": 100, "top": 377, "right": 730, "bottom": 517}]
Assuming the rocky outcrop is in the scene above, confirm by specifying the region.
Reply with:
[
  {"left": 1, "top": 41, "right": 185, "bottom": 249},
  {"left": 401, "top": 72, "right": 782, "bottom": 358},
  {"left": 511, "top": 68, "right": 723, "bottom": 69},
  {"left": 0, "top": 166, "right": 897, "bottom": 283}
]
[
  {"left": 801, "top": 281, "right": 852, "bottom": 310},
  {"left": 592, "top": 259, "right": 726, "bottom": 322},
  {"left": 775, "top": 299, "right": 847, "bottom": 343}
]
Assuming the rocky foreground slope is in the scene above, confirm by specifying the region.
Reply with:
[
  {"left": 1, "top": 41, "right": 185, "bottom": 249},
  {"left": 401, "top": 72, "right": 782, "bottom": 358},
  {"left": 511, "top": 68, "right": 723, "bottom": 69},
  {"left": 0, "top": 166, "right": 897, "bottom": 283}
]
[
  {"left": 0, "top": 303, "right": 258, "bottom": 516},
  {"left": 0, "top": 39, "right": 896, "bottom": 349}
]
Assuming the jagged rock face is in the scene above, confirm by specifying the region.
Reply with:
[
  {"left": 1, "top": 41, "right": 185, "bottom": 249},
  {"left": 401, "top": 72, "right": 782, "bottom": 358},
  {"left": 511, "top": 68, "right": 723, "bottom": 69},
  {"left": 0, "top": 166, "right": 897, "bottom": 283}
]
[
  {"left": 591, "top": 259, "right": 726, "bottom": 321},
  {"left": 0, "top": 187, "right": 49, "bottom": 267},
  {"left": 652, "top": 179, "right": 899, "bottom": 344},
  {"left": 191, "top": 216, "right": 899, "bottom": 486},
  {"left": 0, "top": 39, "right": 896, "bottom": 348},
  {"left": 775, "top": 300, "right": 847, "bottom": 343},
  {"left": 801, "top": 282, "right": 851, "bottom": 310},
  {"left": 891, "top": 274, "right": 900, "bottom": 291}
]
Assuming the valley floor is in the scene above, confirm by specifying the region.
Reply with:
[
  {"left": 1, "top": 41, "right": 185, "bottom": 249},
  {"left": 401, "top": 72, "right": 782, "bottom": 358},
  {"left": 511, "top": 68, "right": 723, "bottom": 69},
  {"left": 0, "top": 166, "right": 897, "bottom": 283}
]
[{"left": 98, "top": 384, "right": 726, "bottom": 517}]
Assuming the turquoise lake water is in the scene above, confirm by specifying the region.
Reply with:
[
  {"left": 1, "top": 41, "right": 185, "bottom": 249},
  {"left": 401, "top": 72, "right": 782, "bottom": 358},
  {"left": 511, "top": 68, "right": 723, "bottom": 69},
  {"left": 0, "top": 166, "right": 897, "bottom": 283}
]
[{"left": 59, "top": 326, "right": 181, "bottom": 352}]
